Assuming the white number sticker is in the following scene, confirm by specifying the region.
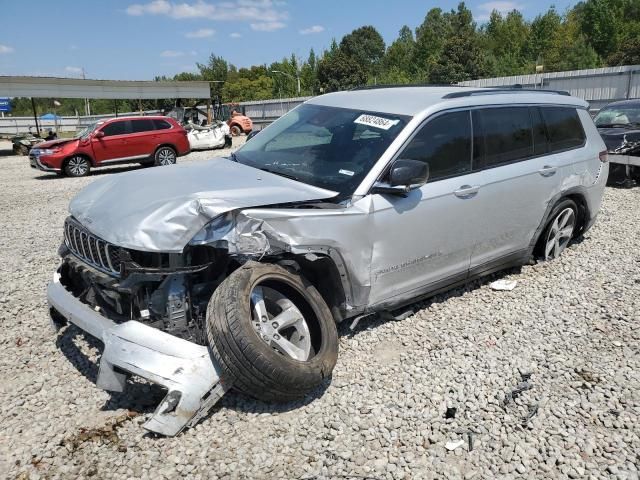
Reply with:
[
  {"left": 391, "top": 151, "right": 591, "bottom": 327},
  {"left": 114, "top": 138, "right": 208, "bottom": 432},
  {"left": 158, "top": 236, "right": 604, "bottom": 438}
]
[
  {"left": 339, "top": 169, "right": 355, "bottom": 176},
  {"left": 354, "top": 114, "right": 400, "bottom": 130}
]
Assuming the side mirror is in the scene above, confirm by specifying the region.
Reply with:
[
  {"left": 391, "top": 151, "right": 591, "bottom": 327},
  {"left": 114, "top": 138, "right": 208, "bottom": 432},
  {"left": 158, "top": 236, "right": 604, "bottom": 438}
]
[
  {"left": 94, "top": 130, "right": 105, "bottom": 139},
  {"left": 389, "top": 159, "right": 429, "bottom": 188},
  {"left": 371, "top": 159, "right": 429, "bottom": 197}
]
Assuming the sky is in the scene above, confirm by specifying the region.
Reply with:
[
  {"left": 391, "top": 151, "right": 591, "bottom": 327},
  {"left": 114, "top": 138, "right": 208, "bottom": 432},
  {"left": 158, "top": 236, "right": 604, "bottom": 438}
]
[{"left": 0, "top": 0, "right": 578, "bottom": 81}]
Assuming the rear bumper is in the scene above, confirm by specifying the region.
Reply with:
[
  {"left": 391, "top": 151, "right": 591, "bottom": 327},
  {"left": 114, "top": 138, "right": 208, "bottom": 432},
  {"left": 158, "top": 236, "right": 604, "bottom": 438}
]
[{"left": 47, "top": 271, "right": 227, "bottom": 436}]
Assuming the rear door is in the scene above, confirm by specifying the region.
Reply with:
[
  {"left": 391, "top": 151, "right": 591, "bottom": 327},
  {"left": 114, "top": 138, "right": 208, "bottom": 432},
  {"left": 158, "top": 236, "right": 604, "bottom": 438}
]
[
  {"left": 469, "top": 106, "right": 564, "bottom": 270},
  {"left": 128, "top": 119, "right": 158, "bottom": 158},
  {"left": 91, "top": 120, "right": 132, "bottom": 163}
]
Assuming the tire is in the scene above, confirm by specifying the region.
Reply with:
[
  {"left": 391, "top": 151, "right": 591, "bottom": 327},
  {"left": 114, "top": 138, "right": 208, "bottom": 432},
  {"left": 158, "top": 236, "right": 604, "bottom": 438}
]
[
  {"left": 154, "top": 146, "right": 177, "bottom": 166},
  {"left": 206, "top": 261, "right": 338, "bottom": 402},
  {"left": 230, "top": 124, "right": 242, "bottom": 136},
  {"left": 536, "top": 199, "right": 578, "bottom": 261},
  {"left": 64, "top": 156, "right": 91, "bottom": 177}
]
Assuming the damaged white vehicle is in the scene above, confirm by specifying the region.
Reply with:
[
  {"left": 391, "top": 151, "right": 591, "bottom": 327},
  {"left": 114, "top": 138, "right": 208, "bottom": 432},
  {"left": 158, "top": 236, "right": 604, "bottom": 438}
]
[
  {"left": 48, "top": 86, "right": 608, "bottom": 436},
  {"left": 185, "top": 120, "right": 233, "bottom": 150}
]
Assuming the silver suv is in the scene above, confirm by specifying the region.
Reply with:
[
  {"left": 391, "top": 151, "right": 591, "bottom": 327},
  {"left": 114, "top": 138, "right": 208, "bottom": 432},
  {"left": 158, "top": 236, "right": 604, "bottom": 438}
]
[{"left": 48, "top": 86, "right": 608, "bottom": 435}]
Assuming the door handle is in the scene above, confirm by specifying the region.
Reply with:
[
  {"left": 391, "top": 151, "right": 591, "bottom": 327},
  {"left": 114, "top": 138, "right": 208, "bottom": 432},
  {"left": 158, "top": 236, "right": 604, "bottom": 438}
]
[
  {"left": 538, "top": 165, "right": 557, "bottom": 177},
  {"left": 453, "top": 185, "right": 480, "bottom": 199}
]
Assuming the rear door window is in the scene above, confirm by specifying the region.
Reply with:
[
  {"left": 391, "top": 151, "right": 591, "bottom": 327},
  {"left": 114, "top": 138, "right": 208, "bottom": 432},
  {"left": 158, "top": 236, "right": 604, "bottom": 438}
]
[
  {"left": 540, "top": 107, "right": 585, "bottom": 152},
  {"left": 101, "top": 121, "right": 130, "bottom": 137},
  {"left": 401, "top": 110, "right": 472, "bottom": 182},
  {"left": 474, "top": 107, "right": 533, "bottom": 167},
  {"left": 131, "top": 119, "right": 156, "bottom": 133}
]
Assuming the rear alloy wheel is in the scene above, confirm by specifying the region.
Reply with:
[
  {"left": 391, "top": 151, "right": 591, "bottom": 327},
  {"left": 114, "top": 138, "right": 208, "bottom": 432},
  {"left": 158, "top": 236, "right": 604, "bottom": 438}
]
[
  {"left": 206, "top": 262, "right": 338, "bottom": 402},
  {"left": 64, "top": 156, "right": 91, "bottom": 177},
  {"left": 230, "top": 125, "right": 242, "bottom": 136},
  {"left": 154, "top": 146, "right": 177, "bottom": 166},
  {"left": 539, "top": 200, "right": 577, "bottom": 261}
]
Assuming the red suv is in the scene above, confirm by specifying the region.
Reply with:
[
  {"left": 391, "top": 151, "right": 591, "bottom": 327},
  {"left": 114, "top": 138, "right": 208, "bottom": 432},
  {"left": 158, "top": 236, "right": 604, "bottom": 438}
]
[{"left": 29, "top": 116, "right": 190, "bottom": 177}]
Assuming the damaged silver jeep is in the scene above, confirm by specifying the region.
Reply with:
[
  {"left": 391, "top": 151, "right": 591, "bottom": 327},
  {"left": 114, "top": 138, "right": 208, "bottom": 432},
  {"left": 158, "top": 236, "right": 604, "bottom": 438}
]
[{"left": 48, "top": 86, "right": 608, "bottom": 436}]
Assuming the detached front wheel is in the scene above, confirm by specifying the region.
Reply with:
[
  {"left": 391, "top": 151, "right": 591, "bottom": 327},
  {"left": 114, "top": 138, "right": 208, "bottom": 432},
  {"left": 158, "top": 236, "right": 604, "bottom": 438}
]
[{"left": 206, "top": 262, "right": 338, "bottom": 402}]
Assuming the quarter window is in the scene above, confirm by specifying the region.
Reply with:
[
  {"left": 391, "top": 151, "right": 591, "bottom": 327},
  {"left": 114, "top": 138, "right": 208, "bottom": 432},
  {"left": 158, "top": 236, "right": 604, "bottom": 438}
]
[
  {"left": 154, "top": 119, "right": 172, "bottom": 130},
  {"left": 401, "top": 111, "right": 472, "bottom": 182},
  {"left": 540, "top": 107, "right": 585, "bottom": 152},
  {"left": 475, "top": 107, "right": 533, "bottom": 167},
  {"left": 131, "top": 119, "right": 156, "bottom": 133},
  {"left": 101, "top": 121, "right": 129, "bottom": 137}
]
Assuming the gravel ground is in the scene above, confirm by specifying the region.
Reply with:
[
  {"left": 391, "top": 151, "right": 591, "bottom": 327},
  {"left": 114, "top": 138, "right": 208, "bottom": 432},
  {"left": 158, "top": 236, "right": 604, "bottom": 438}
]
[{"left": 1, "top": 140, "right": 639, "bottom": 480}]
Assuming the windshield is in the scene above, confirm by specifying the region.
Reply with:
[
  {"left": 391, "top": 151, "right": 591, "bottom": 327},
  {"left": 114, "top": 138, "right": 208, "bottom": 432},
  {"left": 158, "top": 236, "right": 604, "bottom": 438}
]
[
  {"left": 75, "top": 121, "right": 101, "bottom": 139},
  {"left": 594, "top": 106, "right": 640, "bottom": 128},
  {"left": 235, "top": 104, "right": 410, "bottom": 196}
]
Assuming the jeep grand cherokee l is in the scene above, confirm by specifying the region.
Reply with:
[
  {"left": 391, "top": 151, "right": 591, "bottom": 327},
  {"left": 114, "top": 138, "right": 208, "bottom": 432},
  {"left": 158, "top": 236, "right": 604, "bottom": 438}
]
[
  {"left": 30, "top": 116, "right": 190, "bottom": 177},
  {"left": 47, "top": 86, "right": 608, "bottom": 435}
]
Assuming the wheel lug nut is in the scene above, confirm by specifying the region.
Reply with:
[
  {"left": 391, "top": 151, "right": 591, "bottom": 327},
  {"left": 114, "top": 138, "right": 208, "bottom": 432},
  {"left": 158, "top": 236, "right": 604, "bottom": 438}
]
[
  {"left": 261, "top": 316, "right": 267, "bottom": 322},
  {"left": 272, "top": 322, "right": 278, "bottom": 328},
  {"left": 273, "top": 334, "right": 280, "bottom": 340}
]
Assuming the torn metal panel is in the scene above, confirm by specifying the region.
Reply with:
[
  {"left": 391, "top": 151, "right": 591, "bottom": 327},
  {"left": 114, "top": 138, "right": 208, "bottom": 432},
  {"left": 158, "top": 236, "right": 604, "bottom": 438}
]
[
  {"left": 69, "top": 158, "right": 337, "bottom": 253},
  {"left": 48, "top": 273, "right": 228, "bottom": 436}
]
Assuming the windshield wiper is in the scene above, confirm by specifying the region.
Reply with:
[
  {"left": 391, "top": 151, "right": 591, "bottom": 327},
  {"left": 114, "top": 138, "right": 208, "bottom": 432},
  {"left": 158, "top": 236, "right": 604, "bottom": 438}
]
[
  {"left": 257, "top": 167, "right": 302, "bottom": 182},
  {"left": 597, "top": 123, "right": 634, "bottom": 129}
]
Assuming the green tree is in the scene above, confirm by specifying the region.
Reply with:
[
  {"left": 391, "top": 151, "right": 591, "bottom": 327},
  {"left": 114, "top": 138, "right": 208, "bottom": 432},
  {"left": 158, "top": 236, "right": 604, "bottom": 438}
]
[
  {"left": 339, "top": 25, "right": 386, "bottom": 80},
  {"left": 382, "top": 25, "right": 416, "bottom": 80},
  {"left": 317, "top": 51, "right": 367, "bottom": 92},
  {"left": 300, "top": 48, "right": 319, "bottom": 95},
  {"left": 197, "top": 54, "right": 229, "bottom": 99},
  {"left": 413, "top": 8, "right": 451, "bottom": 80}
]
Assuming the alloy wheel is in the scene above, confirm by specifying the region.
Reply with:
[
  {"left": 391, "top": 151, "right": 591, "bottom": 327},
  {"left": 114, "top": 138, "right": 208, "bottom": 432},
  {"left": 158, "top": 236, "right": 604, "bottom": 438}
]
[
  {"left": 157, "top": 148, "right": 176, "bottom": 166},
  {"left": 67, "top": 156, "right": 89, "bottom": 176},
  {"left": 250, "top": 285, "right": 312, "bottom": 361},
  {"left": 544, "top": 207, "right": 576, "bottom": 260}
]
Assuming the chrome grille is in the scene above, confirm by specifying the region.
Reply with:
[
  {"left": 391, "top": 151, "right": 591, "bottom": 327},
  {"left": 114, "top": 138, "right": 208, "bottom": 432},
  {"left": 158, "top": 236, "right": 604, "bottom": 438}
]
[{"left": 64, "top": 219, "right": 121, "bottom": 276}]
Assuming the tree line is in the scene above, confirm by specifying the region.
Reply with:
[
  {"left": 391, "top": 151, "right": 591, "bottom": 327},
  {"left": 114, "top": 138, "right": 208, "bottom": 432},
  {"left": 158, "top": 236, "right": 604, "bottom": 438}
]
[
  {"left": 8, "top": 0, "right": 640, "bottom": 116},
  {"left": 167, "top": 0, "right": 639, "bottom": 102}
]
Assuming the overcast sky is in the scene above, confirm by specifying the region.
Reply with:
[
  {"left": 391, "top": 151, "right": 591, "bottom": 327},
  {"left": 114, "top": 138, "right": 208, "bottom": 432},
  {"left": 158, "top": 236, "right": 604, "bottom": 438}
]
[{"left": 0, "top": 0, "right": 577, "bottom": 80}]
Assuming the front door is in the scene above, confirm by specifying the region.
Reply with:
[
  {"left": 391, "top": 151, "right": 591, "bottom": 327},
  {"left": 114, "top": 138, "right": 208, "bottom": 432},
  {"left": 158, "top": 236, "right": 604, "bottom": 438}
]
[
  {"left": 91, "top": 120, "right": 131, "bottom": 163},
  {"left": 367, "top": 110, "right": 485, "bottom": 306}
]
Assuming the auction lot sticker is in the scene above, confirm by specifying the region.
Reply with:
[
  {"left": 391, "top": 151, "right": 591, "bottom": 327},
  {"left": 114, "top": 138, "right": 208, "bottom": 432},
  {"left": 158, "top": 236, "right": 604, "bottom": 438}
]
[{"left": 354, "top": 114, "right": 400, "bottom": 130}]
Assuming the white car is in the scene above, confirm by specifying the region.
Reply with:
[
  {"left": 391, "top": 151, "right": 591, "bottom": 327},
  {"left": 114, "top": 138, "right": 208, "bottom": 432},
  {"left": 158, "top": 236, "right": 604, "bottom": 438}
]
[{"left": 186, "top": 121, "right": 232, "bottom": 150}]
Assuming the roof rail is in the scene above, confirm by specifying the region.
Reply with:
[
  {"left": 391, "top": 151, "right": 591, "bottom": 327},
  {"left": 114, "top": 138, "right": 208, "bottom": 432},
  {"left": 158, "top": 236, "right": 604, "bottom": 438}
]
[
  {"left": 442, "top": 88, "right": 571, "bottom": 98},
  {"left": 351, "top": 84, "right": 464, "bottom": 91}
]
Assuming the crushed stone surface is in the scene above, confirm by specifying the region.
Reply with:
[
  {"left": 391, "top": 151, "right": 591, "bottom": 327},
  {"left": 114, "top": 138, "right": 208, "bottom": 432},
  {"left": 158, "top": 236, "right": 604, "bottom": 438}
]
[{"left": 1, "top": 140, "right": 638, "bottom": 479}]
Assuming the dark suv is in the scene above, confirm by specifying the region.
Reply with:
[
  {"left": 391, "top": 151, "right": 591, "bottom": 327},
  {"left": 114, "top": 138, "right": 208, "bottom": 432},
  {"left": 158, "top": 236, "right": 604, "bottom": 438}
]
[{"left": 29, "top": 116, "right": 190, "bottom": 177}]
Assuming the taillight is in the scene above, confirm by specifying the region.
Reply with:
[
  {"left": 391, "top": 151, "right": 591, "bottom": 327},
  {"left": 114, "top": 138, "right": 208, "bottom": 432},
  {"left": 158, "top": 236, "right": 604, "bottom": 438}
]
[{"left": 599, "top": 150, "right": 608, "bottom": 163}]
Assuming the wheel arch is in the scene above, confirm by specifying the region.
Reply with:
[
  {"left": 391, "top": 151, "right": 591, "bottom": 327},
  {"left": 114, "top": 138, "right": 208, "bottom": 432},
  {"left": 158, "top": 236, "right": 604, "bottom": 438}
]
[
  {"left": 284, "top": 252, "right": 350, "bottom": 324},
  {"left": 154, "top": 143, "right": 177, "bottom": 155},
  {"left": 529, "top": 188, "right": 591, "bottom": 255}
]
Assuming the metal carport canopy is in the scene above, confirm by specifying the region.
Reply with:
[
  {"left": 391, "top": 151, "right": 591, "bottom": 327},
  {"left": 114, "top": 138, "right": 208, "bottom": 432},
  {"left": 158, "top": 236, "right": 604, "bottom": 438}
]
[{"left": 0, "top": 76, "right": 211, "bottom": 99}]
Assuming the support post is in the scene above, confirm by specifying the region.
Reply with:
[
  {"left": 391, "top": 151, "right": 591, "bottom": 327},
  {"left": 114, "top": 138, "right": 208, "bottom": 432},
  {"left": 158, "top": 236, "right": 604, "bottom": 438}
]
[
  {"left": 31, "top": 97, "right": 40, "bottom": 136},
  {"left": 114, "top": 100, "right": 118, "bottom": 117}
]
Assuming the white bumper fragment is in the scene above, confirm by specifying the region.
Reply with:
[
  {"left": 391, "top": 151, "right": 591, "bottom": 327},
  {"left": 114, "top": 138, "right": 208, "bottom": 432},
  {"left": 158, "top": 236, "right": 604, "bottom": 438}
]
[{"left": 47, "top": 272, "right": 228, "bottom": 436}]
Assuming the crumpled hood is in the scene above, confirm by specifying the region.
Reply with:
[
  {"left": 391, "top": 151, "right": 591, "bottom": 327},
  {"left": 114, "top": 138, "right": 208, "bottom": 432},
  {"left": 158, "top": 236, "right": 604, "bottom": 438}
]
[
  {"left": 69, "top": 158, "right": 337, "bottom": 252},
  {"left": 36, "top": 138, "right": 78, "bottom": 149},
  {"left": 597, "top": 127, "right": 640, "bottom": 153}
]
